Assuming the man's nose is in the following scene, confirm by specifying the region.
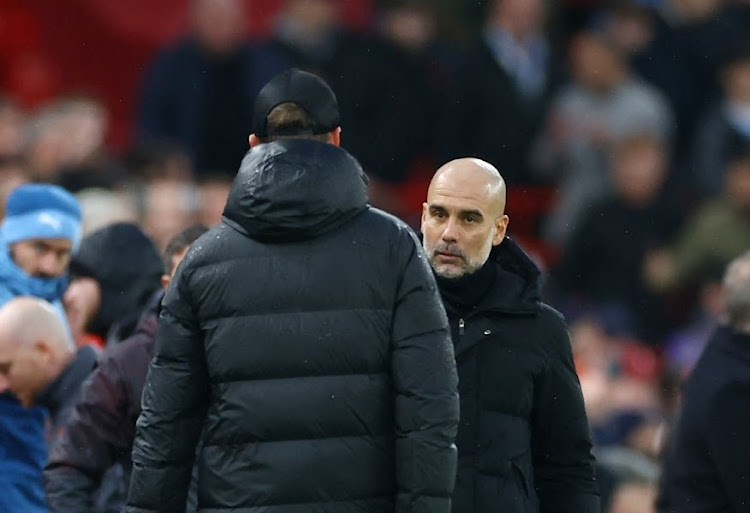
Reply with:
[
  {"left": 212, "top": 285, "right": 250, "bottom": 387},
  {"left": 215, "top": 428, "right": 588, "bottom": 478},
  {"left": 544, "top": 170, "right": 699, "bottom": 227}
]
[
  {"left": 441, "top": 219, "right": 459, "bottom": 243},
  {"left": 38, "top": 253, "right": 62, "bottom": 277}
]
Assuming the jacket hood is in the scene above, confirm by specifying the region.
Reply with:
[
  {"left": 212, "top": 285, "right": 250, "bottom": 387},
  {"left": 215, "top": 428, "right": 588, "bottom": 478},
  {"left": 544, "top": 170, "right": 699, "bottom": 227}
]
[
  {"left": 482, "top": 237, "right": 542, "bottom": 314},
  {"left": 223, "top": 139, "right": 369, "bottom": 242},
  {"left": 69, "top": 223, "right": 163, "bottom": 339}
]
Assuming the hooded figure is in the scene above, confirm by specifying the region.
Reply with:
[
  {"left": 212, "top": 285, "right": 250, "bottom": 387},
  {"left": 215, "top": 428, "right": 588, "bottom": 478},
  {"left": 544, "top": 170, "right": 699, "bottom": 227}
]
[{"left": 65, "top": 222, "right": 163, "bottom": 347}]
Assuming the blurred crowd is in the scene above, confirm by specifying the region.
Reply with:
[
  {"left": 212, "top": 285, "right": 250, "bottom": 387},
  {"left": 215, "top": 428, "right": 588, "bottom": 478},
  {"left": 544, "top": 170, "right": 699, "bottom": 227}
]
[{"left": 3, "top": 0, "right": 750, "bottom": 512}]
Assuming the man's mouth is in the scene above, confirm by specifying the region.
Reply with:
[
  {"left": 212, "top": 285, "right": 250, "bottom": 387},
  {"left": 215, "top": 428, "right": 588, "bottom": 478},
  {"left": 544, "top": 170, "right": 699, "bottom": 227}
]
[{"left": 435, "top": 251, "right": 462, "bottom": 261}]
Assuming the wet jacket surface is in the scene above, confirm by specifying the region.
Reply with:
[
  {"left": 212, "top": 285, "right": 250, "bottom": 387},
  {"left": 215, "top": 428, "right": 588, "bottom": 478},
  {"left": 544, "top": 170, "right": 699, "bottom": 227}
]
[
  {"left": 126, "top": 140, "right": 460, "bottom": 513},
  {"left": 441, "top": 238, "right": 599, "bottom": 513}
]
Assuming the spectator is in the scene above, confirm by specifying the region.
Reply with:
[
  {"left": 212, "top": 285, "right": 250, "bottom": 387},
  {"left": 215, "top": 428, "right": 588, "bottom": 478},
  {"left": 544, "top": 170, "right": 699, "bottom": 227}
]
[
  {"left": 0, "top": 296, "right": 96, "bottom": 438},
  {"left": 440, "top": 0, "right": 564, "bottom": 185},
  {"left": 270, "top": 0, "right": 434, "bottom": 188},
  {"left": 141, "top": 178, "right": 199, "bottom": 250},
  {"left": 420, "top": 157, "right": 599, "bottom": 513},
  {"left": 45, "top": 224, "right": 208, "bottom": 513},
  {"left": 196, "top": 174, "right": 231, "bottom": 227},
  {"left": 0, "top": 183, "right": 81, "bottom": 513},
  {"left": 657, "top": 250, "right": 750, "bottom": 512},
  {"left": 126, "top": 68, "right": 459, "bottom": 513},
  {"left": 137, "top": 0, "right": 290, "bottom": 177},
  {"left": 63, "top": 223, "right": 163, "bottom": 348},
  {"left": 25, "top": 94, "right": 125, "bottom": 191},
  {"left": 691, "top": 46, "right": 750, "bottom": 195},
  {"left": 551, "top": 133, "right": 682, "bottom": 341},
  {"left": 644, "top": 145, "right": 750, "bottom": 293},
  {"left": 533, "top": 29, "right": 673, "bottom": 244}
]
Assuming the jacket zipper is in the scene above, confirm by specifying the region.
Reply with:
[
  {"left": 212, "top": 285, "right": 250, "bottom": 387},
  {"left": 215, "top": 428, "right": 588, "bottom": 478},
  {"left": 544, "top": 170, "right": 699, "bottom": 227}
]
[{"left": 458, "top": 318, "right": 465, "bottom": 336}]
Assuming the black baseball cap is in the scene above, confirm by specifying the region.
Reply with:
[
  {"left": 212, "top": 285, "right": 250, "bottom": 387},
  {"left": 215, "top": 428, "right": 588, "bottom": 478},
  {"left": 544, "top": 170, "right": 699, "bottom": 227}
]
[{"left": 252, "top": 68, "right": 341, "bottom": 138}]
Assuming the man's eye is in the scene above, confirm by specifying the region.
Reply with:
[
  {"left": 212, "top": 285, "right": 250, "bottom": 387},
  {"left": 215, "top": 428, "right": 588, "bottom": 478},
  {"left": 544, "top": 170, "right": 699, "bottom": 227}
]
[
  {"left": 433, "top": 211, "right": 445, "bottom": 219},
  {"left": 466, "top": 216, "right": 477, "bottom": 223}
]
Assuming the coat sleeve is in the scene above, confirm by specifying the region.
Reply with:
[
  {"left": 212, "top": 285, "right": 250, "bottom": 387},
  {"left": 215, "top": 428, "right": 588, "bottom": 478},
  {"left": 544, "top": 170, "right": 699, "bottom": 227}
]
[
  {"left": 390, "top": 228, "right": 460, "bottom": 513},
  {"left": 531, "top": 308, "right": 600, "bottom": 513},
  {"left": 705, "top": 381, "right": 750, "bottom": 512},
  {"left": 44, "top": 355, "right": 133, "bottom": 513},
  {"left": 126, "top": 270, "right": 208, "bottom": 513}
]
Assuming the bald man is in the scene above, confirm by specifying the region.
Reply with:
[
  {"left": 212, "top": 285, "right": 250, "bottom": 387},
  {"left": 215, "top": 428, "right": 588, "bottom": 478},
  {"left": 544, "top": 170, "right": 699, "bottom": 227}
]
[
  {"left": 421, "top": 158, "right": 600, "bottom": 513},
  {"left": 0, "top": 296, "right": 96, "bottom": 432}
]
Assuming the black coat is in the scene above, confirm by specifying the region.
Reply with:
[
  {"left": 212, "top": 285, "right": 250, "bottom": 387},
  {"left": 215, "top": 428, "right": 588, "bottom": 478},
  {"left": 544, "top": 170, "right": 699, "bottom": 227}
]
[
  {"left": 658, "top": 325, "right": 750, "bottom": 512},
  {"left": 126, "top": 140, "right": 460, "bottom": 513},
  {"left": 440, "top": 239, "right": 599, "bottom": 513},
  {"left": 45, "top": 292, "right": 162, "bottom": 513}
]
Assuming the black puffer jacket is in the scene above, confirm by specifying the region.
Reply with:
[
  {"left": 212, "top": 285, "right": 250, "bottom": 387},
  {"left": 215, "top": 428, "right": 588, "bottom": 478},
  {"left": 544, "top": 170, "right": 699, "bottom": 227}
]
[
  {"left": 442, "top": 238, "right": 599, "bottom": 513},
  {"left": 126, "top": 140, "right": 460, "bottom": 513}
]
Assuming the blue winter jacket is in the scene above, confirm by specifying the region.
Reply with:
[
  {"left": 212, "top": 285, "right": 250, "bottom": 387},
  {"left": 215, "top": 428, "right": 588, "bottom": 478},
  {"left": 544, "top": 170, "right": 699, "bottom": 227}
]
[{"left": 0, "top": 239, "right": 69, "bottom": 513}]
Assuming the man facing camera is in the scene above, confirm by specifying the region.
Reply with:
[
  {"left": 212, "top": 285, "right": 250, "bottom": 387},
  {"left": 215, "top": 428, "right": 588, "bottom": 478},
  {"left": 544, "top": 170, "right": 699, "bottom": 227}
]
[{"left": 421, "top": 158, "right": 599, "bottom": 513}]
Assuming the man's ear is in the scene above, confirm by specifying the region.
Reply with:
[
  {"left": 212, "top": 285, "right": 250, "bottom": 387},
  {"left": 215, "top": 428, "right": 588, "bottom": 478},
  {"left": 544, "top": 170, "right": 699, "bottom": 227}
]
[
  {"left": 493, "top": 215, "right": 510, "bottom": 246},
  {"left": 161, "top": 274, "right": 171, "bottom": 290},
  {"left": 420, "top": 202, "right": 429, "bottom": 233},
  {"left": 330, "top": 127, "right": 342, "bottom": 147},
  {"left": 249, "top": 134, "right": 261, "bottom": 147}
]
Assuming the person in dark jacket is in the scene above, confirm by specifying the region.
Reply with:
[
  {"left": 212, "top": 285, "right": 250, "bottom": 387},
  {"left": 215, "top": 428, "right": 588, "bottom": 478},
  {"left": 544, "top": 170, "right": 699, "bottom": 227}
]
[
  {"left": 657, "top": 251, "right": 750, "bottom": 512},
  {"left": 126, "top": 68, "right": 460, "bottom": 513},
  {"left": 44, "top": 224, "right": 208, "bottom": 513},
  {"left": 63, "top": 222, "right": 164, "bottom": 348},
  {"left": 420, "top": 158, "right": 600, "bottom": 513},
  {"left": 0, "top": 296, "right": 97, "bottom": 438},
  {"left": 137, "top": 0, "right": 291, "bottom": 177}
]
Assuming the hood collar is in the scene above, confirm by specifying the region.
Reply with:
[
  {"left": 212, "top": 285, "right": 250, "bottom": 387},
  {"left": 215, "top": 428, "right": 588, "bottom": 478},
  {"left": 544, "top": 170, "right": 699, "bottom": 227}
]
[{"left": 223, "top": 139, "right": 369, "bottom": 242}]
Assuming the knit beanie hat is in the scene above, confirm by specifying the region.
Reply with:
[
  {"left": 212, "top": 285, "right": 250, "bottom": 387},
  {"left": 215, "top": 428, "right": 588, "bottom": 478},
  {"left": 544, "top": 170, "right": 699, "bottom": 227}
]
[{"left": 1, "top": 184, "right": 82, "bottom": 249}]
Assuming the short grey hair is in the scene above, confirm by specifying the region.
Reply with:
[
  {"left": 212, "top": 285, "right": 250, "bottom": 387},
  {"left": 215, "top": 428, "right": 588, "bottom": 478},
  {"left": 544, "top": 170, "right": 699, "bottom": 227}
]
[{"left": 723, "top": 251, "right": 750, "bottom": 330}]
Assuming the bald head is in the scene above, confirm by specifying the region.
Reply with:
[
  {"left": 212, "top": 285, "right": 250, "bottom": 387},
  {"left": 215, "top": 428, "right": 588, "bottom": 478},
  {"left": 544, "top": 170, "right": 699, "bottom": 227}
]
[
  {"left": 428, "top": 158, "right": 507, "bottom": 217},
  {"left": 0, "top": 297, "right": 74, "bottom": 406},
  {"left": 0, "top": 297, "right": 71, "bottom": 351},
  {"left": 422, "top": 158, "right": 510, "bottom": 279}
]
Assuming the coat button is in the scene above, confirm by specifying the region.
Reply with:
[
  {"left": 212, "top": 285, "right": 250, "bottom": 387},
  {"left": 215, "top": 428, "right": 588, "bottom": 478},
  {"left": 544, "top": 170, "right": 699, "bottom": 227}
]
[{"left": 483, "top": 329, "right": 491, "bottom": 335}]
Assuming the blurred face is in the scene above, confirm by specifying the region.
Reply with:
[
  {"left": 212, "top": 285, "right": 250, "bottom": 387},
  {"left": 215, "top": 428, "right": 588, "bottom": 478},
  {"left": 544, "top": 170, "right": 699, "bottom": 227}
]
[
  {"left": 192, "top": 0, "right": 246, "bottom": 54},
  {"left": 9, "top": 238, "right": 73, "bottom": 278},
  {"left": 421, "top": 165, "right": 508, "bottom": 279},
  {"left": 198, "top": 180, "right": 231, "bottom": 226},
  {"left": 0, "top": 340, "right": 52, "bottom": 407},
  {"left": 570, "top": 34, "right": 625, "bottom": 92},
  {"left": 611, "top": 140, "right": 667, "bottom": 206},
  {"left": 63, "top": 277, "right": 101, "bottom": 343},
  {"left": 285, "top": 0, "right": 337, "bottom": 36},
  {"left": 491, "top": 0, "right": 544, "bottom": 37},
  {"left": 162, "top": 247, "right": 189, "bottom": 289},
  {"left": 144, "top": 180, "right": 198, "bottom": 250}
]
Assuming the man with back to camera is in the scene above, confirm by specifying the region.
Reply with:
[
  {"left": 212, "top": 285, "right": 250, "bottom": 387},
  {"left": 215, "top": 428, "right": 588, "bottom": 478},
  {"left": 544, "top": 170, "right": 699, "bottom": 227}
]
[
  {"left": 421, "top": 158, "right": 600, "bottom": 513},
  {"left": 126, "top": 68, "right": 460, "bottom": 513},
  {"left": 0, "top": 183, "right": 82, "bottom": 513}
]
